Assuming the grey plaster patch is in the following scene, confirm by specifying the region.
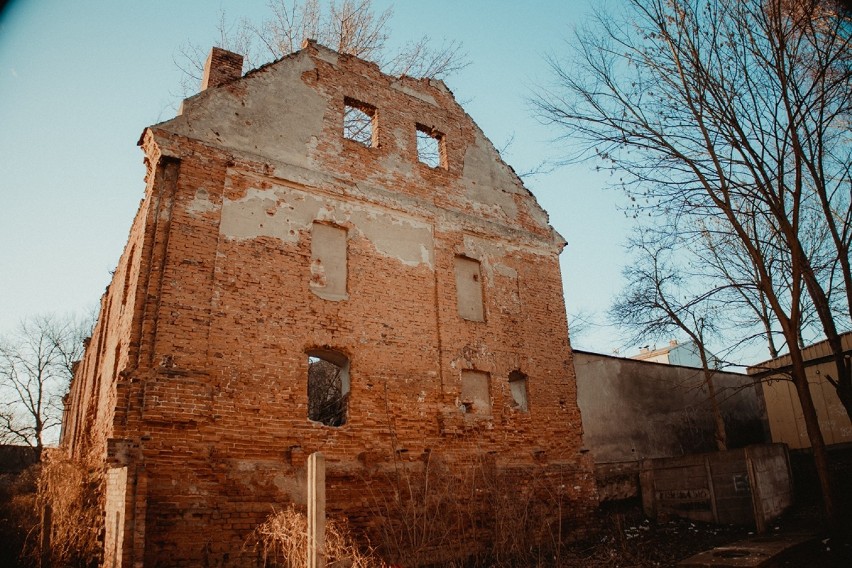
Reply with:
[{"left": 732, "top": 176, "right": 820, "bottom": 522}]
[
  {"left": 461, "top": 233, "right": 551, "bottom": 260},
  {"left": 462, "top": 132, "right": 521, "bottom": 219},
  {"left": 348, "top": 209, "right": 433, "bottom": 268},
  {"left": 494, "top": 263, "right": 518, "bottom": 279},
  {"left": 220, "top": 187, "right": 325, "bottom": 242},
  {"left": 526, "top": 197, "right": 551, "bottom": 227},
  {"left": 377, "top": 130, "right": 415, "bottom": 178},
  {"left": 186, "top": 188, "right": 219, "bottom": 216},
  {"left": 311, "top": 44, "right": 339, "bottom": 65},
  {"left": 161, "top": 52, "right": 326, "bottom": 170},
  {"left": 220, "top": 181, "right": 434, "bottom": 268},
  {"left": 390, "top": 80, "right": 438, "bottom": 106}
]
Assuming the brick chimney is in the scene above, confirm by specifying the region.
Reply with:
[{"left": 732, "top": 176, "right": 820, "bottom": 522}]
[{"left": 201, "top": 47, "right": 243, "bottom": 91}]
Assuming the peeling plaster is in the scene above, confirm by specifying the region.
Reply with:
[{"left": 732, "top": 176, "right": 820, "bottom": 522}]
[
  {"left": 186, "top": 188, "right": 219, "bottom": 216},
  {"left": 390, "top": 80, "right": 438, "bottom": 106},
  {"left": 494, "top": 263, "right": 518, "bottom": 279},
  {"left": 220, "top": 183, "right": 434, "bottom": 268},
  {"left": 349, "top": 209, "right": 433, "bottom": 267},
  {"left": 162, "top": 53, "right": 326, "bottom": 170},
  {"left": 462, "top": 132, "right": 521, "bottom": 219}
]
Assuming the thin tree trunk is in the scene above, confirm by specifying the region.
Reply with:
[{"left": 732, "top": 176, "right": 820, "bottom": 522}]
[
  {"left": 699, "top": 350, "right": 727, "bottom": 451},
  {"left": 789, "top": 345, "right": 834, "bottom": 523}
]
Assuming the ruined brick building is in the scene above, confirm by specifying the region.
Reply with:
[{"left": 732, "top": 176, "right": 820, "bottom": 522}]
[{"left": 61, "top": 42, "right": 598, "bottom": 566}]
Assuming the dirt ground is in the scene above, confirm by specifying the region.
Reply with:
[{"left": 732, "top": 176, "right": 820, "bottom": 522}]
[
  {"left": 553, "top": 500, "right": 852, "bottom": 568},
  {"left": 555, "top": 446, "right": 852, "bottom": 568}
]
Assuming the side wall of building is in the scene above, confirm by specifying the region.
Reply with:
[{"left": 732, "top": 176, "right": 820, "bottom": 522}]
[
  {"left": 752, "top": 333, "right": 852, "bottom": 449},
  {"left": 61, "top": 172, "right": 153, "bottom": 462}
]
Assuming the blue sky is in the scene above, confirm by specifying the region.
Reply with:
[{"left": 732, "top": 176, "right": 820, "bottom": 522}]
[{"left": 0, "top": 0, "right": 635, "bottom": 354}]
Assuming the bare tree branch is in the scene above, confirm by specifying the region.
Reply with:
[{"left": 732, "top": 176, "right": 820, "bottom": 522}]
[
  {"left": 536, "top": 0, "right": 851, "bottom": 521},
  {"left": 0, "top": 313, "right": 93, "bottom": 454},
  {"left": 174, "top": 0, "right": 468, "bottom": 97}
]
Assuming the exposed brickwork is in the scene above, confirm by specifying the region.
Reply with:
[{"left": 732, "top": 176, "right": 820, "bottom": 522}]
[
  {"left": 62, "top": 42, "right": 598, "bottom": 566},
  {"left": 201, "top": 47, "right": 244, "bottom": 91}
]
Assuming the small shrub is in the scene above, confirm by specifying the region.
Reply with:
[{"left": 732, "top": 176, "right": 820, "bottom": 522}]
[{"left": 247, "top": 504, "right": 387, "bottom": 568}]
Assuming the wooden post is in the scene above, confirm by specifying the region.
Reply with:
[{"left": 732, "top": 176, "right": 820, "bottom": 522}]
[
  {"left": 40, "top": 503, "right": 52, "bottom": 568},
  {"left": 307, "top": 452, "right": 326, "bottom": 568},
  {"left": 704, "top": 455, "right": 719, "bottom": 524},
  {"left": 745, "top": 446, "right": 766, "bottom": 533}
]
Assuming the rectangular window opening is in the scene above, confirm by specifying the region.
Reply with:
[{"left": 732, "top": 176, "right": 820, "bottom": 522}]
[
  {"left": 343, "top": 97, "right": 376, "bottom": 147},
  {"left": 310, "top": 222, "right": 348, "bottom": 301},
  {"left": 509, "top": 370, "right": 529, "bottom": 412},
  {"left": 461, "top": 370, "right": 491, "bottom": 416},
  {"left": 416, "top": 123, "right": 446, "bottom": 168},
  {"left": 307, "top": 349, "right": 350, "bottom": 427},
  {"left": 454, "top": 256, "right": 485, "bottom": 322}
]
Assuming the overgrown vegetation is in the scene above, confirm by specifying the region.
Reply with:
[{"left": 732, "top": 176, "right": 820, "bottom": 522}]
[
  {"left": 28, "top": 451, "right": 104, "bottom": 568},
  {"left": 0, "top": 460, "right": 39, "bottom": 568},
  {"left": 247, "top": 504, "right": 386, "bottom": 568},
  {"left": 358, "top": 448, "right": 592, "bottom": 567}
]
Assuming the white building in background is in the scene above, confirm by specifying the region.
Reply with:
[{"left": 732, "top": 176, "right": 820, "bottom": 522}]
[{"left": 631, "top": 339, "right": 723, "bottom": 369}]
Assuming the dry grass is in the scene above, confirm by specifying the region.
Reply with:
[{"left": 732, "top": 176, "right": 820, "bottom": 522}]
[
  {"left": 369, "top": 453, "right": 473, "bottom": 565},
  {"left": 360, "top": 449, "right": 592, "bottom": 567},
  {"left": 30, "top": 450, "right": 103, "bottom": 568},
  {"left": 247, "top": 504, "right": 388, "bottom": 568}
]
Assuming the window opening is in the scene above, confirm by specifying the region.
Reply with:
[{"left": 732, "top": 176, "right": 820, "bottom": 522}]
[
  {"left": 508, "top": 370, "right": 529, "bottom": 412},
  {"left": 307, "top": 349, "right": 350, "bottom": 427},
  {"left": 343, "top": 98, "right": 376, "bottom": 146},
  {"left": 460, "top": 370, "right": 491, "bottom": 415},
  {"left": 454, "top": 256, "right": 485, "bottom": 321},
  {"left": 310, "top": 222, "right": 348, "bottom": 301},
  {"left": 416, "top": 124, "right": 446, "bottom": 168}
]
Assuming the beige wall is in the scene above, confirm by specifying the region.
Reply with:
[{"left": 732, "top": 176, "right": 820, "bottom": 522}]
[{"left": 753, "top": 335, "right": 852, "bottom": 449}]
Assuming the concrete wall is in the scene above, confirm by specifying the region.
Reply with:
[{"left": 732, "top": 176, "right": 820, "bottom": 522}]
[
  {"left": 62, "top": 42, "right": 598, "bottom": 567},
  {"left": 639, "top": 444, "right": 793, "bottom": 530},
  {"left": 575, "top": 350, "right": 769, "bottom": 464},
  {"left": 749, "top": 333, "right": 852, "bottom": 449}
]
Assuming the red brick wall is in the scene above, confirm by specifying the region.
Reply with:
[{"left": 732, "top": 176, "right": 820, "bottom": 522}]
[{"left": 64, "top": 42, "right": 598, "bottom": 567}]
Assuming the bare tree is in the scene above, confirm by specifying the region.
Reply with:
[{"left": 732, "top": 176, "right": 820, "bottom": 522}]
[
  {"left": 535, "top": 0, "right": 851, "bottom": 521},
  {"left": 698, "top": 223, "right": 787, "bottom": 359},
  {"left": 0, "top": 314, "right": 91, "bottom": 456},
  {"left": 175, "top": 0, "right": 467, "bottom": 95},
  {"left": 611, "top": 230, "right": 729, "bottom": 450}
]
